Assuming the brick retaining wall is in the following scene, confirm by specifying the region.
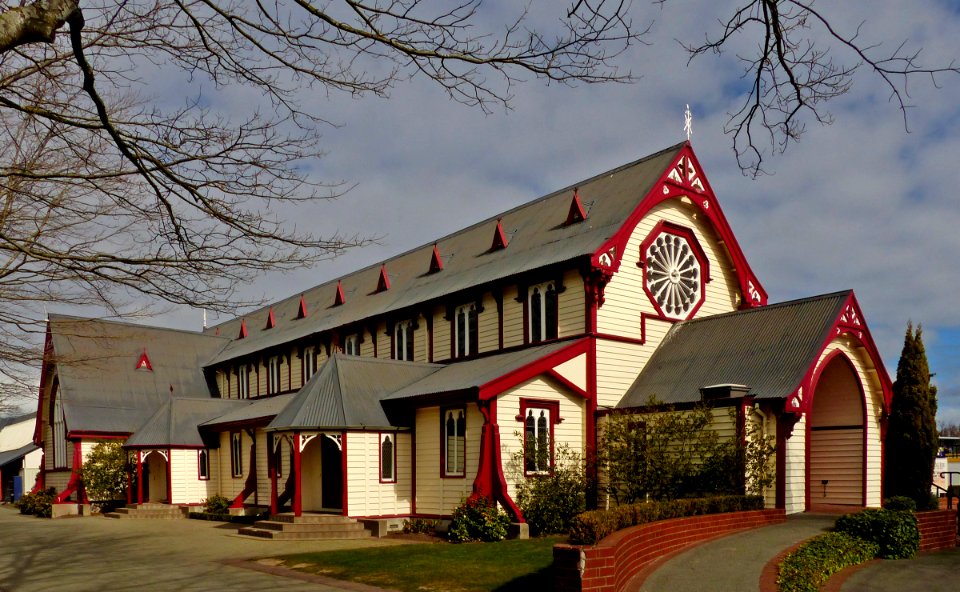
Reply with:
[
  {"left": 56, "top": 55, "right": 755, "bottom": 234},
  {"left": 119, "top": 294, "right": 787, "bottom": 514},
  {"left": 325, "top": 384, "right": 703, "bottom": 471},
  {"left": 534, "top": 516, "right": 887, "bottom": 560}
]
[
  {"left": 553, "top": 508, "right": 786, "bottom": 592},
  {"left": 916, "top": 509, "right": 958, "bottom": 552}
]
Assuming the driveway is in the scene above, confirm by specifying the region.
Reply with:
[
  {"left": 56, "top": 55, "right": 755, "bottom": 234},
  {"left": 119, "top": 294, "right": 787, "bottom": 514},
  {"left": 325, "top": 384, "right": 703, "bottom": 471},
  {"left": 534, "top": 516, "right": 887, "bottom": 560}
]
[{"left": 0, "top": 506, "right": 406, "bottom": 591}]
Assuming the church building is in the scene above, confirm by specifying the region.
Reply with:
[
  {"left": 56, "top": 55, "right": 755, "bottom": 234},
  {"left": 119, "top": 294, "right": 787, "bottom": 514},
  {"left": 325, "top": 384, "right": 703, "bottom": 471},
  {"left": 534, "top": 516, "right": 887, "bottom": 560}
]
[{"left": 31, "top": 142, "right": 892, "bottom": 526}]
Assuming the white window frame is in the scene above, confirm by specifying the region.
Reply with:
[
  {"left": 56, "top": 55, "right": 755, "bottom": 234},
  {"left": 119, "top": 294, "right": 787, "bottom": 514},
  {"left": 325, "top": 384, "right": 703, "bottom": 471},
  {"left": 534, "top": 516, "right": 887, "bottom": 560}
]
[
  {"left": 238, "top": 364, "right": 249, "bottom": 399},
  {"left": 522, "top": 404, "right": 553, "bottom": 475},
  {"left": 454, "top": 304, "right": 477, "bottom": 358},
  {"left": 198, "top": 449, "right": 210, "bottom": 480},
  {"left": 394, "top": 320, "right": 414, "bottom": 361},
  {"left": 380, "top": 433, "right": 396, "bottom": 483},
  {"left": 443, "top": 408, "right": 466, "bottom": 477},
  {"left": 231, "top": 432, "right": 243, "bottom": 478},
  {"left": 528, "top": 281, "right": 558, "bottom": 343},
  {"left": 344, "top": 334, "right": 360, "bottom": 356},
  {"left": 267, "top": 355, "right": 281, "bottom": 394},
  {"left": 52, "top": 385, "right": 67, "bottom": 469},
  {"left": 302, "top": 346, "right": 317, "bottom": 382}
]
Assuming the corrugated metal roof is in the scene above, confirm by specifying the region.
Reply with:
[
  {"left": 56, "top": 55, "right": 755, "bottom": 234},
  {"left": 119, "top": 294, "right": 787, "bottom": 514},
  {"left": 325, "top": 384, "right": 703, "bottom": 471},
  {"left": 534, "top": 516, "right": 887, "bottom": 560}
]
[
  {"left": 49, "top": 315, "right": 230, "bottom": 434},
  {"left": 0, "top": 413, "right": 35, "bottom": 431},
  {"left": 268, "top": 355, "right": 442, "bottom": 431},
  {"left": 0, "top": 443, "right": 39, "bottom": 467},
  {"left": 618, "top": 292, "right": 850, "bottom": 407},
  {"left": 205, "top": 144, "right": 685, "bottom": 365},
  {"left": 125, "top": 398, "right": 247, "bottom": 447},
  {"left": 385, "top": 341, "right": 575, "bottom": 401},
  {"left": 200, "top": 393, "right": 298, "bottom": 428}
]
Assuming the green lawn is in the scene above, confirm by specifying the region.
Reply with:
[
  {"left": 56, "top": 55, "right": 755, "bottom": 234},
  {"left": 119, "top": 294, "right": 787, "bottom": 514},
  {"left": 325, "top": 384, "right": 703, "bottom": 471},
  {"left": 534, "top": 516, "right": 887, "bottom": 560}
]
[{"left": 273, "top": 536, "right": 562, "bottom": 591}]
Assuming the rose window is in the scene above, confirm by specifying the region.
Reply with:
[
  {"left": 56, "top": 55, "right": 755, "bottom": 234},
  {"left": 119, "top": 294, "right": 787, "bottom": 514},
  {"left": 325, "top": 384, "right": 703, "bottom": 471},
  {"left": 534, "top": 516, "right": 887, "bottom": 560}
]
[{"left": 644, "top": 231, "right": 703, "bottom": 319}]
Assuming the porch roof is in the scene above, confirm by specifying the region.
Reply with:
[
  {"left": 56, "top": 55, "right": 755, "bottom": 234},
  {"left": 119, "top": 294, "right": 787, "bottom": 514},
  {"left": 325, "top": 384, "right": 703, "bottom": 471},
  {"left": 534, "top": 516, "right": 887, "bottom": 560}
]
[
  {"left": 618, "top": 291, "right": 850, "bottom": 407},
  {"left": 125, "top": 398, "right": 247, "bottom": 448},
  {"left": 0, "top": 443, "right": 39, "bottom": 467},
  {"left": 200, "top": 393, "right": 297, "bottom": 429}
]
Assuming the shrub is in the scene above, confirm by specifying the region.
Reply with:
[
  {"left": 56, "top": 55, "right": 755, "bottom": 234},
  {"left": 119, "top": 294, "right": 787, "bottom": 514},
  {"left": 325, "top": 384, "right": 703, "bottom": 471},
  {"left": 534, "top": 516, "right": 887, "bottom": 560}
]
[
  {"left": 16, "top": 487, "right": 57, "bottom": 518},
  {"left": 834, "top": 509, "right": 919, "bottom": 559},
  {"left": 567, "top": 494, "right": 764, "bottom": 545},
  {"left": 514, "top": 445, "right": 587, "bottom": 536},
  {"left": 447, "top": 496, "right": 511, "bottom": 543},
  {"left": 402, "top": 518, "right": 439, "bottom": 534},
  {"left": 777, "top": 532, "right": 878, "bottom": 592},
  {"left": 883, "top": 496, "right": 916, "bottom": 511},
  {"left": 203, "top": 494, "right": 231, "bottom": 515},
  {"left": 80, "top": 441, "right": 130, "bottom": 502}
]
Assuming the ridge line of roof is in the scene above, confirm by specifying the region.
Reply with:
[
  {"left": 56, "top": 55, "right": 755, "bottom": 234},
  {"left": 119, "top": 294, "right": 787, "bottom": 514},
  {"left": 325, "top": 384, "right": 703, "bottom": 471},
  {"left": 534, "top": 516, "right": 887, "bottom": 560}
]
[
  {"left": 206, "top": 143, "right": 687, "bottom": 331},
  {"left": 673, "top": 290, "right": 852, "bottom": 328},
  {"left": 49, "top": 313, "right": 229, "bottom": 341}
]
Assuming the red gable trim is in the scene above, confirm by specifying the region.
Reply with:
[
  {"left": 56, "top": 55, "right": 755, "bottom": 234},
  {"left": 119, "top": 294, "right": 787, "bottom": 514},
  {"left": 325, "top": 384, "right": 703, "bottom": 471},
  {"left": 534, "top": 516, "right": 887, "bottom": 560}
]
[
  {"left": 591, "top": 142, "right": 768, "bottom": 309},
  {"left": 334, "top": 281, "right": 346, "bottom": 306},
  {"left": 565, "top": 188, "right": 587, "bottom": 226},
  {"left": 376, "top": 265, "right": 391, "bottom": 292},
  {"left": 135, "top": 350, "right": 153, "bottom": 371},
  {"left": 238, "top": 319, "right": 248, "bottom": 339},
  {"left": 478, "top": 338, "right": 591, "bottom": 400},
  {"left": 297, "top": 294, "right": 308, "bottom": 319},
  {"left": 33, "top": 325, "right": 54, "bottom": 445},
  {"left": 785, "top": 291, "right": 893, "bottom": 416},
  {"left": 491, "top": 219, "right": 509, "bottom": 251},
  {"left": 429, "top": 244, "right": 444, "bottom": 273},
  {"left": 265, "top": 308, "right": 276, "bottom": 330}
]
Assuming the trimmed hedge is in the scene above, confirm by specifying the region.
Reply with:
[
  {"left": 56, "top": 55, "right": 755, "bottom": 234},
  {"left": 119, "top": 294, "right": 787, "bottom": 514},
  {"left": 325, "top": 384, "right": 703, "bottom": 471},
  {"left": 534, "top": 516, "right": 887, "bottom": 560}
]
[
  {"left": 834, "top": 508, "right": 920, "bottom": 559},
  {"left": 568, "top": 495, "right": 764, "bottom": 545},
  {"left": 777, "top": 532, "right": 878, "bottom": 592},
  {"left": 15, "top": 487, "right": 56, "bottom": 518}
]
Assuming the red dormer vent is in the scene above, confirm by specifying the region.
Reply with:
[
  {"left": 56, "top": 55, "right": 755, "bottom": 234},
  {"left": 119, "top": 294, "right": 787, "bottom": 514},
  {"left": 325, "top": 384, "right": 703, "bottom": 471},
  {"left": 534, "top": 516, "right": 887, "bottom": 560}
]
[
  {"left": 135, "top": 350, "right": 153, "bottom": 371},
  {"left": 565, "top": 188, "right": 587, "bottom": 226},
  {"left": 376, "top": 265, "right": 391, "bottom": 293},
  {"left": 334, "top": 280, "right": 346, "bottom": 306},
  {"left": 491, "top": 219, "right": 509, "bottom": 251},
  {"left": 265, "top": 308, "right": 276, "bottom": 329},
  {"left": 238, "top": 319, "right": 248, "bottom": 339},
  {"left": 297, "top": 295, "right": 308, "bottom": 319},
  {"left": 429, "top": 244, "right": 443, "bottom": 273}
]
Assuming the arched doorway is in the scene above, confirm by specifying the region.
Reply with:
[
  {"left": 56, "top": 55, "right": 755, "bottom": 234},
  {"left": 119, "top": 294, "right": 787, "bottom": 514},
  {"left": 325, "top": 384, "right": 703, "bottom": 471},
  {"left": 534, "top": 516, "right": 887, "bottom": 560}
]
[
  {"left": 808, "top": 354, "right": 865, "bottom": 507},
  {"left": 143, "top": 451, "right": 169, "bottom": 503},
  {"left": 300, "top": 434, "right": 343, "bottom": 512}
]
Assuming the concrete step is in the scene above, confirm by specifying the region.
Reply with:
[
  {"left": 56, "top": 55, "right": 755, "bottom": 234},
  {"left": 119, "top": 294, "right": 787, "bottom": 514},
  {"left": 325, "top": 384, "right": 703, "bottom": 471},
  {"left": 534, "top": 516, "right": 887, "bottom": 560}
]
[
  {"left": 251, "top": 520, "right": 366, "bottom": 533},
  {"left": 237, "top": 526, "right": 370, "bottom": 540},
  {"left": 269, "top": 513, "right": 353, "bottom": 524},
  {"left": 103, "top": 505, "right": 187, "bottom": 519}
]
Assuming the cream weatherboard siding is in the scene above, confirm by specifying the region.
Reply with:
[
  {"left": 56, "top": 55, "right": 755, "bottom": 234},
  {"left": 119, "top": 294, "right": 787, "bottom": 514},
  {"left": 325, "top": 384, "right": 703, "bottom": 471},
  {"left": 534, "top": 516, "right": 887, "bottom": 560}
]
[
  {"left": 497, "top": 377, "right": 585, "bottom": 502},
  {"left": 784, "top": 415, "right": 807, "bottom": 514},
  {"left": 346, "top": 432, "right": 413, "bottom": 517},
  {"left": 553, "top": 353, "right": 588, "bottom": 392},
  {"left": 414, "top": 405, "right": 481, "bottom": 516},
  {"left": 255, "top": 430, "right": 270, "bottom": 506},
  {"left": 595, "top": 339, "right": 646, "bottom": 409},
  {"left": 558, "top": 270, "right": 585, "bottom": 339},
  {"left": 169, "top": 449, "right": 211, "bottom": 504},
  {"left": 502, "top": 286, "right": 524, "bottom": 349},
  {"left": 217, "top": 432, "right": 246, "bottom": 501},
  {"left": 477, "top": 292, "right": 500, "bottom": 354},
  {"left": 433, "top": 308, "right": 451, "bottom": 361}
]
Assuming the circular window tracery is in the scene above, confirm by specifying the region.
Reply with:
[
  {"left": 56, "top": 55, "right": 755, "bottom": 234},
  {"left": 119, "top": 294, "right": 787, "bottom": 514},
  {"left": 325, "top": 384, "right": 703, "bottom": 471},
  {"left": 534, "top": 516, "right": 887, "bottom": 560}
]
[{"left": 644, "top": 231, "right": 702, "bottom": 319}]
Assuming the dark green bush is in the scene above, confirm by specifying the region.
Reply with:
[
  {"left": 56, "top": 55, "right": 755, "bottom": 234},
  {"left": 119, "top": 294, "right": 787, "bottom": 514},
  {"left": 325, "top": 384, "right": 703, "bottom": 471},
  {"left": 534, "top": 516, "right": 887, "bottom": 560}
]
[
  {"left": 834, "top": 509, "right": 919, "bottom": 559},
  {"left": 447, "top": 496, "right": 511, "bottom": 543},
  {"left": 883, "top": 496, "right": 916, "bottom": 511},
  {"left": 568, "top": 495, "right": 765, "bottom": 545},
  {"left": 202, "top": 493, "right": 231, "bottom": 515},
  {"left": 15, "top": 488, "right": 56, "bottom": 518},
  {"left": 777, "top": 532, "right": 878, "bottom": 592},
  {"left": 515, "top": 467, "right": 587, "bottom": 536},
  {"left": 402, "top": 518, "right": 439, "bottom": 534}
]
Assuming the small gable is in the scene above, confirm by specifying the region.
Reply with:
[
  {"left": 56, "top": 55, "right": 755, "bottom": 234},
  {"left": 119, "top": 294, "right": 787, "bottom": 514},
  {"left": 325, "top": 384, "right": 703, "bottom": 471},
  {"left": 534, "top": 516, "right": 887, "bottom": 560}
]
[
  {"left": 376, "top": 265, "right": 390, "bottom": 293},
  {"left": 297, "top": 295, "right": 308, "bottom": 319},
  {"left": 429, "top": 244, "right": 444, "bottom": 273},
  {"left": 491, "top": 219, "right": 509, "bottom": 251},
  {"left": 265, "top": 308, "right": 276, "bottom": 330},
  {"left": 565, "top": 189, "right": 587, "bottom": 226},
  {"left": 333, "top": 281, "right": 346, "bottom": 306},
  {"left": 238, "top": 319, "right": 248, "bottom": 339},
  {"left": 135, "top": 350, "right": 153, "bottom": 372}
]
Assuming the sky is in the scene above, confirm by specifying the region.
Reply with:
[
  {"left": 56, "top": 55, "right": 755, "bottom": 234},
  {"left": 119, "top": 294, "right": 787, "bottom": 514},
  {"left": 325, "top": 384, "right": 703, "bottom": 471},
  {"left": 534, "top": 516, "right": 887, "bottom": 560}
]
[{"left": 36, "top": 2, "right": 960, "bottom": 424}]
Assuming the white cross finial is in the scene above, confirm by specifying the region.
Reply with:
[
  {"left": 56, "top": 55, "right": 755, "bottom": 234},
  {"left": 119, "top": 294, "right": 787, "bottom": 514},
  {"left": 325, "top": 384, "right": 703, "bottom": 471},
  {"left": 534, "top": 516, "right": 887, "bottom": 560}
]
[{"left": 684, "top": 104, "right": 693, "bottom": 141}]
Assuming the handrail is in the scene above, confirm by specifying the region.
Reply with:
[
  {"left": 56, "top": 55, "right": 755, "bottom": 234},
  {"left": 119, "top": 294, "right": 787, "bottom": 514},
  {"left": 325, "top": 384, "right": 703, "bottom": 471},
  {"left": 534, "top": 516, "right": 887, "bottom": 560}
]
[{"left": 937, "top": 472, "right": 960, "bottom": 510}]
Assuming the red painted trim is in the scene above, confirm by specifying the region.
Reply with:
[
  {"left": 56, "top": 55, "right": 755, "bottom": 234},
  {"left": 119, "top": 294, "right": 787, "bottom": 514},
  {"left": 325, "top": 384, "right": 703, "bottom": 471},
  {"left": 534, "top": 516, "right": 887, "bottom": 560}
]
[
  {"left": 565, "top": 188, "right": 587, "bottom": 226},
  {"left": 590, "top": 143, "right": 768, "bottom": 310},
  {"left": 238, "top": 319, "right": 247, "bottom": 339},
  {"left": 231, "top": 431, "right": 258, "bottom": 508},
  {"left": 54, "top": 440, "right": 85, "bottom": 503},
  {"left": 440, "top": 406, "right": 467, "bottom": 479},
  {"left": 293, "top": 431, "right": 302, "bottom": 517},
  {"left": 334, "top": 281, "right": 346, "bottom": 306},
  {"left": 470, "top": 399, "right": 523, "bottom": 521},
  {"left": 341, "top": 432, "right": 348, "bottom": 516},
  {"left": 135, "top": 350, "right": 153, "bottom": 371},
  {"left": 637, "top": 220, "right": 710, "bottom": 321},
  {"left": 430, "top": 244, "right": 444, "bottom": 273},
  {"left": 543, "top": 369, "right": 589, "bottom": 399},
  {"left": 593, "top": 332, "right": 647, "bottom": 346},
  {"left": 491, "top": 219, "right": 509, "bottom": 251},
  {"left": 33, "top": 326, "right": 54, "bottom": 446},
  {"left": 378, "top": 432, "right": 398, "bottom": 484},
  {"left": 585, "top": 337, "right": 598, "bottom": 507},
  {"left": 297, "top": 294, "right": 308, "bottom": 319},
  {"left": 377, "top": 264, "right": 391, "bottom": 292},
  {"left": 478, "top": 337, "right": 590, "bottom": 400},
  {"left": 517, "top": 398, "right": 561, "bottom": 477},
  {"left": 265, "top": 308, "right": 276, "bottom": 329}
]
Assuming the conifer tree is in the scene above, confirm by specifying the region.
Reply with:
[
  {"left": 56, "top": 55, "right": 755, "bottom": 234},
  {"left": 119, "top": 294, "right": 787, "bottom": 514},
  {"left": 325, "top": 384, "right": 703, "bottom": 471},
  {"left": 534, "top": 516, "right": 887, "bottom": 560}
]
[{"left": 884, "top": 323, "right": 939, "bottom": 507}]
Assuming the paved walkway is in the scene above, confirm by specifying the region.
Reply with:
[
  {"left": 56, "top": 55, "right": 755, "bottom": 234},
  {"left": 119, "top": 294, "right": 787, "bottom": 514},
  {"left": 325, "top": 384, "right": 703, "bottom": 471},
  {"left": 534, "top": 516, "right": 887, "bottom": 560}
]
[
  {"left": 632, "top": 513, "right": 835, "bottom": 592},
  {"left": 836, "top": 547, "right": 960, "bottom": 592},
  {"left": 0, "top": 505, "right": 407, "bottom": 592}
]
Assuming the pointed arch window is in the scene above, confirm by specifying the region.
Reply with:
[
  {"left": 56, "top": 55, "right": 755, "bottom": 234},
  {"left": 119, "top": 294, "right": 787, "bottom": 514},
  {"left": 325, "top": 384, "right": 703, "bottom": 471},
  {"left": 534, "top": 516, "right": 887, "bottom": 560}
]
[
  {"left": 302, "top": 346, "right": 317, "bottom": 383},
  {"left": 380, "top": 433, "right": 396, "bottom": 483},
  {"left": 394, "top": 320, "right": 415, "bottom": 361},
  {"left": 267, "top": 355, "right": 281, "bottom": 394},
  {"left": 238, "top": 364, "right": 249, "bottom": 399},
  {"left": 518, "top": 399, "right": 559, "bottom": 475},
  {"left": 198, "top": 449, "right": 210, "bottom": 480},
  {"left": 230, "top": 432, "right": 243, "bottom": 478},
  {"left": 443, "top": 408, "right": 466, "bottom": 477},
  {"left": 344, "top": 334, "right": 360, "bottom": 356},
  {"left": 52, "top": 383, "right": 67, "bottom": 469},
  {"left": 528, "top": 282, "right": 558, "bottom": 343}
]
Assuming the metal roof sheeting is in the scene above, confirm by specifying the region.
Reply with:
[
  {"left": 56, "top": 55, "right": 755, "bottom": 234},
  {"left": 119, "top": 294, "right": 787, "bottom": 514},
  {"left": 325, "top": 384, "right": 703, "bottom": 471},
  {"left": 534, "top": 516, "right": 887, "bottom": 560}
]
[
  {"left": 49, "top": 315, "right": 230, "bottom": 434},
  {"left": 205, "top": 144, "right": 685, "bottom": 365},
  {"left": 200, "top": 393, "right": 298, "bottom": 428},
  {"left": 125, "top": 398, "right": 248, "bottom": 447},
  {"left": 618, "top": 292, "right": 850, "bottom": 407},
  {"left": 0, "top": 443, "right": 39, "bottom": 467}
]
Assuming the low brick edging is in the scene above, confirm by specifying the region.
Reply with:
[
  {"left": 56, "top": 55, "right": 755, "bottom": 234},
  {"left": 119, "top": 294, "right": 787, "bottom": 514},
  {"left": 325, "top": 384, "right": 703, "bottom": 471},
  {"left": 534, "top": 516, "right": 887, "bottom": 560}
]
[
  {"left": 916, "top": 508, "right": 958, "bottom": 552},
  {"left": 553, "top": 508, "right": 786, "bottom": 592}
]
